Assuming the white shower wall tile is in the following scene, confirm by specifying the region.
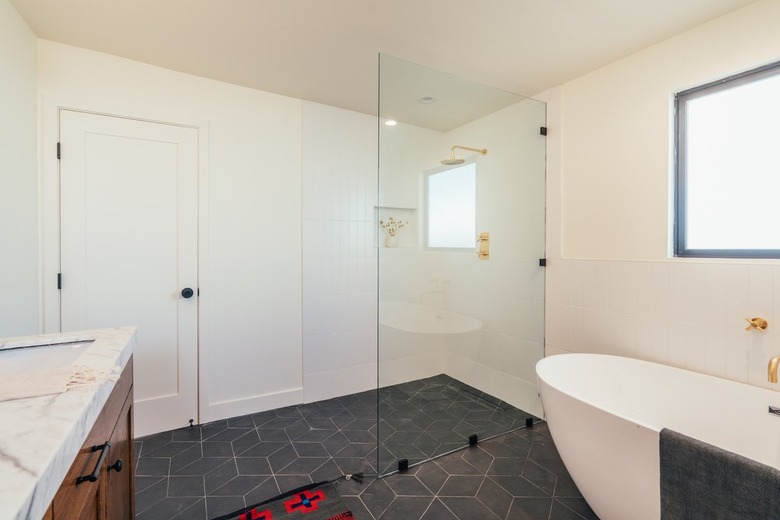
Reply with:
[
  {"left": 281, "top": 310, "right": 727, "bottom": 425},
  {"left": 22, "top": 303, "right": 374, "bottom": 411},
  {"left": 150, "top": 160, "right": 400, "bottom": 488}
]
[
  {"left": 546, "top": 258, "right": 780, "bottom": 395},
  {"left": 302, "top": 102, "right": 378, "bottom": 403}
]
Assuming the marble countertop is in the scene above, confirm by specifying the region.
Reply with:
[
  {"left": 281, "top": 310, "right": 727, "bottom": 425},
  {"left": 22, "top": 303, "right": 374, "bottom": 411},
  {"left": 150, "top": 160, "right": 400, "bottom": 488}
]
[{"left": 0, "top": 327, "right": 136, "bottom": 520}]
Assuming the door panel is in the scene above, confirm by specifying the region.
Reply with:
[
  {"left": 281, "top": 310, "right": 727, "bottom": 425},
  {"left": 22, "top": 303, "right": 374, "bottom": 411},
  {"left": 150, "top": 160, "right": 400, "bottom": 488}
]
[{"left": 60, "top": 110, "right": 198, "bottom": 436}]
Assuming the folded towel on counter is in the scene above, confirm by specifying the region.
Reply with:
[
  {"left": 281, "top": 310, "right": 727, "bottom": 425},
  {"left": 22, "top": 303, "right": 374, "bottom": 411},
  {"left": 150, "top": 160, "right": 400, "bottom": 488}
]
[{"left": 660, "top": 428, "right": 780, "bottom": 520}]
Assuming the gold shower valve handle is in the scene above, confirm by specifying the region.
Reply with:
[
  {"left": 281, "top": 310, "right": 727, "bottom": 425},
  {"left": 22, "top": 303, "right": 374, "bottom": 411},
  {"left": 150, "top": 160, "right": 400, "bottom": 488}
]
[{"left": 745, "top": 317, "right": 768, "bottom": 332}]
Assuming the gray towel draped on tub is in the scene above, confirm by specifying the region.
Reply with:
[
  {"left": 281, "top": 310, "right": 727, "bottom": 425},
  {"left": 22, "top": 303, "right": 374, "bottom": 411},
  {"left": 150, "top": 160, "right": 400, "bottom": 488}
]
[{"left": 659, "top": 428, "right": 780, "bottom": 519}]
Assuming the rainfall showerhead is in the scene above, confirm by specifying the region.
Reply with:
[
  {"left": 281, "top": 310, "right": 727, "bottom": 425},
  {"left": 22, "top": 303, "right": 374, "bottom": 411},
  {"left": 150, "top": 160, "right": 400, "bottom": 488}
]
[
  {"left": 441, "top": 145, "right": 487, "bottom": 166},
  {"left": 441, "top": 157, "right": 465, "bottom": 166}
]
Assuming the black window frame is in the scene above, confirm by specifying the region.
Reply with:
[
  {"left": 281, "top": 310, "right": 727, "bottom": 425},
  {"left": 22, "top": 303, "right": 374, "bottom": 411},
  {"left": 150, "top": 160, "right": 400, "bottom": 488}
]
[{"left": 674, "top": 60, "right": 780, "bottom": 259}]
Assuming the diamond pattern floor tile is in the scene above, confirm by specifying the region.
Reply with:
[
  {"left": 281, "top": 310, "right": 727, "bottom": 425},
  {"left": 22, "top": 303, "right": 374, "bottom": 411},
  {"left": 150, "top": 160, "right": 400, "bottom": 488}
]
[{"left": 135, "top": 378, "right": 597, "bottom": 519}]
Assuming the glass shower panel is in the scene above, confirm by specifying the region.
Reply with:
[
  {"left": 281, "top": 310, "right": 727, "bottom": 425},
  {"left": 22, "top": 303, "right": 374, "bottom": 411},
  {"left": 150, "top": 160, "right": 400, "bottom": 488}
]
[{"left": 377, "top": 55, "right": 547, "bottom": 476}]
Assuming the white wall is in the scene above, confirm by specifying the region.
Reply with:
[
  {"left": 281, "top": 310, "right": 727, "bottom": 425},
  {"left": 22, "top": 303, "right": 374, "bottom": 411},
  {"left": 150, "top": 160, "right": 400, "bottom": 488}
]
[
  {"left": 37, "top": 41, "right": 304, "bottom": 423},
  {"left": 545, "top": 0, "right": 780, "bottom": 392},
  {"left": 0, "top": 0, "right": 38, "bottom": 337},
  {"left": 301, "top": 101, "right": 377, "bottom": 401}
]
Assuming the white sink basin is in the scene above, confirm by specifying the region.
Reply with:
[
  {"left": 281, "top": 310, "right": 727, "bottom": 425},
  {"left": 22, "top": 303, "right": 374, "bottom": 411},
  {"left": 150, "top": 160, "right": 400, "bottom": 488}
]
[{"left": 0, "top": 340, "right": 93, "bottom": 376}]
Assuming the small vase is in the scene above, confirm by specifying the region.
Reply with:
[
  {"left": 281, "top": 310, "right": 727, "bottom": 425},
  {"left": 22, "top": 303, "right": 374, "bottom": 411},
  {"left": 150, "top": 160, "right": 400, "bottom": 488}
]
[{"left": 385, "top": 235, "right": 397, "bottom": 247}]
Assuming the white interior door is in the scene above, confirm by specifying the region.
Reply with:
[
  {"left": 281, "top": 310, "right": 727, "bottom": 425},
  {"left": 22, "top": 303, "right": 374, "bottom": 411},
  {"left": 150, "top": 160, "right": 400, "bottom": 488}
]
[{"left": 59, "top": 109, "right": 198, "bottom": 437}]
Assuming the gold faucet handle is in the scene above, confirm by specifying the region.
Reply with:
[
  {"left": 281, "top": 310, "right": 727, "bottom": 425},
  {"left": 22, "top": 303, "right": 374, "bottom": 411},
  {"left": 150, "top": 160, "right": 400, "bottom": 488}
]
[{"left": 745, "top": 317, "right": 768, "bottom": 332}]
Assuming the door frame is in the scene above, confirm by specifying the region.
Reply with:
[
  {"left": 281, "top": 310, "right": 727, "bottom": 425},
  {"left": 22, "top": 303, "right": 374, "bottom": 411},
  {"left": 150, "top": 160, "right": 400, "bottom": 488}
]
[{"left": 40, "top": 96, "right": 211, "bottom": 423}]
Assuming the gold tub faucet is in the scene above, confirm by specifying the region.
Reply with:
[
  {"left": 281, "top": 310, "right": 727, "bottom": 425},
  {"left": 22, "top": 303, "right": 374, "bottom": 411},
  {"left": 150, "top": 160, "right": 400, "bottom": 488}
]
[{"left": 769, "top": 355, "right": 780, "bottom": 384}]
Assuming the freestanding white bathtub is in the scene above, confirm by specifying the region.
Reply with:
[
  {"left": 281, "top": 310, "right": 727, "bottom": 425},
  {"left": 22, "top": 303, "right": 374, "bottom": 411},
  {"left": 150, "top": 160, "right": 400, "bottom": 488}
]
[{"left": 536, "top": 353, "right": 780, "bottom": 520}]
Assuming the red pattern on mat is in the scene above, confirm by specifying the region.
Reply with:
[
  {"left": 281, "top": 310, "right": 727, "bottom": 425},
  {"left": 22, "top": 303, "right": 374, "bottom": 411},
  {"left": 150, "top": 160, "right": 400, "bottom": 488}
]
[
  {"left": 284, "top": 489, "right": 326, "bottom": 513},
  {"left": 327, "top": 513, "right": 354, "bottom": 520},
  {"left": 238, "top": 509, "right": 272, "bottom": 520}
]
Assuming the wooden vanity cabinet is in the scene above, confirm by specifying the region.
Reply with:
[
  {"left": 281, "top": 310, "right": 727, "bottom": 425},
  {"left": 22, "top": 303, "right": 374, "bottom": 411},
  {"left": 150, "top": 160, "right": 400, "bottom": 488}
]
[{"left": 47, "top": 358, "right": 134, "bottom": 520}]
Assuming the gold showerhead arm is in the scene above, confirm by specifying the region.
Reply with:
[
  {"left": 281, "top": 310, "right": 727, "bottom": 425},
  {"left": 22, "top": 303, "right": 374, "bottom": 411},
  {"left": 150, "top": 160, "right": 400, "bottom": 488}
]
[{"left": 450, "top": 145, "right": 487, "bottom": 156}]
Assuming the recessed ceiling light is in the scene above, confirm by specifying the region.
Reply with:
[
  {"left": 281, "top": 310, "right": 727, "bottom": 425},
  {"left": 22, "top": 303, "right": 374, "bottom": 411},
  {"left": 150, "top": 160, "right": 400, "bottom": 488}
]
[
  {"left": 419, "top": 96, "right": 436, "bottom": 104},
  {"left": 384, "top": 119, "right": 397, "bottom": 126}
]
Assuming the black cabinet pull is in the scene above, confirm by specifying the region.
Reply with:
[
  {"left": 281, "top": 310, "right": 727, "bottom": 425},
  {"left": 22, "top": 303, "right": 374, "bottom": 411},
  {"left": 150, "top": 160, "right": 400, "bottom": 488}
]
[
  {"left": 108, "top": 459, "right": 123, "bottom": 473},
  {"left": 181, "top": 287, "right": 194, "bottom": 298},
  {"left": 76, "top": 441, "right": 111, "bottom": 485}
]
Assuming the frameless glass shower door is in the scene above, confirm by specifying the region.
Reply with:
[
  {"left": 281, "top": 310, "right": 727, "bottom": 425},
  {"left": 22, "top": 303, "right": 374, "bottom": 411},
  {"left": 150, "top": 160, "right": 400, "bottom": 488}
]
[{"left": 376, "top": 55, "right": 546, "bottom": 476}]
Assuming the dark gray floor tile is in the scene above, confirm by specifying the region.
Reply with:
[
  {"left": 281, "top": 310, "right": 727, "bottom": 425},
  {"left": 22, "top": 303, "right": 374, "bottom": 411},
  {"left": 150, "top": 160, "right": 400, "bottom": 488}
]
[
  {"left": 172, "top": 427, "right": 202, "bottom": 442},
  {"left": 227, "top": 414, "right": 256, "bottom": 428},
  {"left": 551, "top": 498, "right": 590, "bottom": 520},
  {"left": 235, "top": 457, "right": 273, "bottom": 475},
  {"left": 488, "top": 456, "right": 526, "bottom": 477},
  {"left": 295, "top": 428, "right": 339, "bottom": 442},
  {"left": 435, "top": 456, "right": 484, "bottom": 476},
  {"left": 170, "top": 498, "right": 207, "bottom": 520},
  {"left": 380, "top": 496, "right": 433, "bottom": 519},
  {"left": 276, "top": 456, "right": 330, "bottom": 475},
  {"left": 134, "top": 477, "right": 168, "bottom": 514},
  {"left": 138, "top": 431, "right": 173, "bottom": 456},
  {"left": 268, "top": 443, "right": 299, "bottom": 472},
  {"left": 135, "top": 475, "right": 165, "bottom": 493},
  {"left": 231, "top": 429, "right": 261, "bottom": 455},
  {"left": 342, "top": 496, "right": 374, "bottom": 520},
  {"left": 439, "top": 496, "right": 502, "bottom": 520},
  {"left": 136, "top": 496, "right": 203, "bottom": 520},
  {"left": 205, "top": 495, "right": 246, "bottom": 518},
  {"left": 136, "top": 377, "right": 580, "bottom": 520},
  {"left": 176, "top": 456, "right": 232, "bottom": 477},
  {"left": 421, "top": 498, "right": 459, "bottom": 520},
  {"left": 554, "top": 472, "right": 584, "bottom": 498},
  {"left": 414, "top": 460, "right": 449, "bottom": 495},
  {"left": 309, "top": 458, "right": 344, "bottom": 483},
  {"left": 251, "top": 410, "right": 278, "bottom": 427},
  {"left": 206, "top": 427, "right": 253, "bottom": 443},
  {"left": 135, "top": 457, "right": 170, "bottom": 477},
  {"left": 200, "top": 421, "right": 229, "bottom": 441},
  {"left": 459, "top": 446, "right": 494, "bottom": 473},
  {"left": 169, "top": 443, "right": 203, "bottom": 473},
  {"left": 143, "top": 440, "right": 197, "bottom": 458},
  {"left": 360, "top": 478, "right": 397, "bottom": 518},
  {"left": 275, "top": 474, "right": 313, "bottom": 492},
  {"left": 212, "top": 475, "right": 271, "bottom": 496},
  {"left": 492, "top": 475, "right": 550, "bottom": 498},
  {"left": 205, "top": 460, "right": 239, "bottom": 493},
  {"left": 202, "top": 441, "right": 235, "bottom": 458},
  {"left": 241, "top": 440, "right": 289, "bottom": 458},
  {"left": 522, "top": 459, "right": 557, "bottom": 495},
  {"left": 167, "top": 475, "right": 205, "bottom": 497},
  {"left": 556, "top": 497, "right": 600, "bottom": 520},
  {"left": 243, "top": 476, "right": 281, "bottom": 505},
  {"left": 292, "top": 441, "right": 330, "bottom": 457},
  {"left": 332, "top": 456, "right": 375, "bottom": 476},
  {"left": 384, "top": 474, "right": 434, "bottom": 496},
  {"left": 438, "top": 475, "right": 484, "bottom": 497},
  {"left": 476, "top": 476, "right": 514, "bottom": 519}
]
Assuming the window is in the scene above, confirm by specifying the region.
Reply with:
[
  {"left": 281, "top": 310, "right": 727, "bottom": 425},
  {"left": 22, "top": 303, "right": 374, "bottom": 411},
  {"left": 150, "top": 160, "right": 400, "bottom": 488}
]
[
  {"left": 675, "top": 61, "right": 780, "bottom": 258},
  {"left": 425, "top": 162, "right": 476, "bottom": 249}
]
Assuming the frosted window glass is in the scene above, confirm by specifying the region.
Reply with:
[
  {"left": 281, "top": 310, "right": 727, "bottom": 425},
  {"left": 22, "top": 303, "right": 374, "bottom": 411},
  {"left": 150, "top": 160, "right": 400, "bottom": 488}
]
[
  {"left": 686, "top": 74, "right": 780, "bottom": 250},
  {"left": 426, "top": 163, "right": 476, "bottom": 248}
]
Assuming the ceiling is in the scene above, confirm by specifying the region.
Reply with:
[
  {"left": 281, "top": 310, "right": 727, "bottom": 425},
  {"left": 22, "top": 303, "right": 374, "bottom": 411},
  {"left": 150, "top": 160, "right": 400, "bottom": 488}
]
[{"left": 12, "top": 0, "right": 757, "bottom": 126}]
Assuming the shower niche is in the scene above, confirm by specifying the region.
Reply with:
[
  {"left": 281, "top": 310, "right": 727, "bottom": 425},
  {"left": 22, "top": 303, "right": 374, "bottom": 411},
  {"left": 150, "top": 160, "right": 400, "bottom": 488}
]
[{"left": 377, "top": 55, "right": 547, "bottom": 476}]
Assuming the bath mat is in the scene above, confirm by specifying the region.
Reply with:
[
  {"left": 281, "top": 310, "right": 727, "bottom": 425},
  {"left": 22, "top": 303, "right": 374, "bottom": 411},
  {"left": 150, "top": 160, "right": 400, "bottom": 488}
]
[
  {"left": 660, "top": 428, "right": 780, "bottom": 520},
  {"left": 211, "top": 481, "right": 353, "bottom": 520}
]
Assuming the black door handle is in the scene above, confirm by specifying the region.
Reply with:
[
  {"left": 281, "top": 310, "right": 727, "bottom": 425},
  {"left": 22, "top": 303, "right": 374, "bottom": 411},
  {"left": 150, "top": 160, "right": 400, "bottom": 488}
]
[
  {"left": 108, "top": 459, "right": 123, "bottom": 473},
  {"left": 181, "top": 288, "right": 194, "bottom": 298}
]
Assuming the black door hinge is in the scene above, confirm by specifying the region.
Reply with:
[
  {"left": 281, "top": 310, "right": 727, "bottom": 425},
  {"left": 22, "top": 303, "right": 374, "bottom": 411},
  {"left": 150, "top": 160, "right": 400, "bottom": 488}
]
[
  {"left": 57, "top": 273, "right": 62, "bottom": 289},
  {"left": 539, "top": 259, "right": 547, "bottom": 267},
  {"left": 57, "top": 142, "right": 61, "bottom": 160},
  {"left": 540, "top": 127, "right": 548, "bottom": 136}
]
